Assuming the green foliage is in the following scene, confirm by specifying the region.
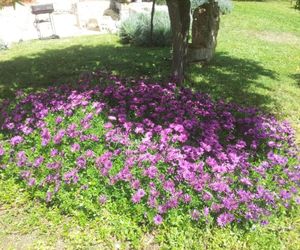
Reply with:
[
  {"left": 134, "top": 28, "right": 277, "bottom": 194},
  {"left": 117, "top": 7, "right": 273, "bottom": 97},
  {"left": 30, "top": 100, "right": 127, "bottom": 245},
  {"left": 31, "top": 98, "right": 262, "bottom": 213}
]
[
  {"left": 0, "top": 178, "right": 299, "bottom": 249},
  {"left": 119, "top": 11, "right": 171, "bottom": 47},
  {"left": 156, "top": 0, "right": 166, "bottom": 5},
  {"left": 191, "top": 0, "right": 233, "bottom": 14},
  {"left": 0, "top": 39, "right": 8, "bottom": 51},
  {"left": 294, "top": 0, "right": 300, "bottom": 10},
  {"left": 218, "top": 0, "right": 233, "bottom": 14}
]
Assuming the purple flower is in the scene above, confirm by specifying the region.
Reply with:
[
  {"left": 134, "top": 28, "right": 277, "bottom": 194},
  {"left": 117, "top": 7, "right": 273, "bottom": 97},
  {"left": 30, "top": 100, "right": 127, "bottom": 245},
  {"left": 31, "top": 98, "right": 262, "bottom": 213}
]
[
  {"left": 28, "top": 178, "right": 36, "bottom": 186},
  {"left": 280, "top": 190, "right": 291, "bottom": 200},
  {"left": 132, "top": 189, "right": 146, "bottom": 203},
  {"left": 46, "top": 192, "right": 52, "bottom": 203},
  {"left": 20, "top": 125, "right": 33, "bottom": 135},
  {"left": 0, "top": 147, "right": 4, "bottom": 156},
  {"left": 203, "top": 192, "right": 212, "bottom": 201},
  {"left": 203, "top": 207, "right": 210, "bottom": 217},
  {"left": 191, "top": 209, "right": 200, "bottom": 221},
  {"left": 10, "top": 136, "right": 23, "bottom": 146},
  {"left": 47, "top": 162, "right": 61, "bottom": 170},
  {"left": 20, "top": 170, "right": 31, "bottom": 180},
  {"left": 108, "top": 116, "right": 117, "bottom": 121},
  {"left": 210, "top": 181, "right": 230, "bottom": 193},
  {"left": 134, "top": 126, "right": 144, "bottom": 134},
  {"left": 104, "top": 122, "right": 113, "bottom": 129},
  {"left": 76, "top": 156, "right": 86, "bottom": 169},
  {"left": 0, "top": 164, "right": 7, "bottom": 170},
  {"left": 50, "top": 149, "right": 59, "bottom": 157},
  {"left": 71, "top": 143, "right": 80, "bottom": 152},
  {"left": 260, "top": 220, "right": 269, "bottom": 226},
  {"left": 53, "top": 129, "right": 65, "bottom": 144},
  {"left": 80, "top": 184, "right": 89, "bottom": 190},
  {"left": 143, "top": 166, "right": 158, "bottom": 179},
  {"left": 240, "top": 177, "right": 252, "bottom": 186},
  {"left": 6, "top": 123, "right": 15, "bottom": 130},
  {"left": 33, "top": 156, "right": 44, "bottom": 168},
  {"left": 217, "top": 213, "right": 235, "bottom": 227},
  {"left": 64, "top": 169, "right": 79, "bottom": 184},
  {"left": 267, "top": 152, "right": 288, "bottom": 166},
  {"left": 85, "top": 150, "right": 95, "bottom": 158},
  {"left": 163, "top": 180, "right": 175, "bottom": 193},
  {"left": 223, "top": 196, "right": 238, "bottom": 211},
  {"left": 41, "top": 128, "right": 51, "bottom": 146},
  {"left": 55, "top": 116, "right": 63, "bottom": 124},
  {"left": 98, "top": 195, "right": 107, "bottom": 204},
  {"left": 153, "top": 214, "right": 163, "bottom": 225},
  {"left": 267, "top": 141, "right": 276, "bottom": 148},
  {"left": 182, "top": 194, "right": 191, "bottom": 204},
  {"left": 16, "top": 151, "right": 27, "bottom": 166},
  {"left": 67, "top": 123, "right": 78, "bottom": 138},
  {"left": 131, "top": 179, "right": 140, "bottom": 189}
]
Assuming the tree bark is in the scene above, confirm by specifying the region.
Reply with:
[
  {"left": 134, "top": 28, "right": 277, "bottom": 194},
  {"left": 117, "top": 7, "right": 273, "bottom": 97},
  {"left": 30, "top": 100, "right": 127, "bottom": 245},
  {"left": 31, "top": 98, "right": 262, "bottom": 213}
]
[
  {"left": 166, "top": 0, "right": 191, "bottom": 84},
  {"left": 150, "top": 0, "right": 156, "bottom": 45},
  {"left": 109, "top": 0, "right": 119, "bottom": 13},
  {"left": 188, "top": 1, "right": 220, "bottom": 63}
]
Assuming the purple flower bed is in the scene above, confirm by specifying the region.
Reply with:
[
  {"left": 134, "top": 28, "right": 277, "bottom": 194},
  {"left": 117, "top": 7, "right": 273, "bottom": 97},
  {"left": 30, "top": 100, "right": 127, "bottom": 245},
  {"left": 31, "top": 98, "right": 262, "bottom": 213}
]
[{"left": 0, "top": 72, "right": 299, "bottom": 226}]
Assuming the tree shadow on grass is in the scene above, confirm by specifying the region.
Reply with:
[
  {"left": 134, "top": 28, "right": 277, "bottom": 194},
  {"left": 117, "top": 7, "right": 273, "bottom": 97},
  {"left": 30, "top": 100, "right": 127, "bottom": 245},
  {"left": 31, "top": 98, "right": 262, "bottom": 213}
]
[
  {"left": 290, "top": 73, "right": 300, "bottom": 87},
  {"left": 0, "top": 45, "right": 278, "bottom": 113},
  {"left": 187, "top": 52, "right": 278, "bottom": 112},
  {"left": 0, "top": 44, "right": 171, "bottom": 100}
]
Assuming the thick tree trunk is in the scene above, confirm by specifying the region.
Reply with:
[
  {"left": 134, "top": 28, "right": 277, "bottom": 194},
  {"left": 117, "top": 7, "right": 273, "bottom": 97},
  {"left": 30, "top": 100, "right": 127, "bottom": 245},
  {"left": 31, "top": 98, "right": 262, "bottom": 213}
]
[
  {"left": 166, "top": 0, "right": 191, "bottom": 84},
  {"left": 188, "top": 1, "right": 220, "bottom": 63}
]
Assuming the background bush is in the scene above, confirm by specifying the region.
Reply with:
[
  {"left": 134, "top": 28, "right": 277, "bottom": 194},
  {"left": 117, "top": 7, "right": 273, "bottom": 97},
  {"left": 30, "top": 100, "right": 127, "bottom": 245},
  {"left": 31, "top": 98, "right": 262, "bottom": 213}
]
[
  {"left": 191, "top": 0, "right": 233, "bottom": 14},
  {"left": 119, "top": 11, "right": 171, "bottom": 47},
  {"left": 0, "top": 39, "right": 8, "bottom": 51}
]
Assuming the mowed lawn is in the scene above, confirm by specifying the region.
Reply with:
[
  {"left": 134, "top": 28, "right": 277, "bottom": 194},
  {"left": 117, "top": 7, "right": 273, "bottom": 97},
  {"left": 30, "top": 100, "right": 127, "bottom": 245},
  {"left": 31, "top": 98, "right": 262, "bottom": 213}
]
[{"left": 0, "top": 1, "right": 300, "bottom": 249}]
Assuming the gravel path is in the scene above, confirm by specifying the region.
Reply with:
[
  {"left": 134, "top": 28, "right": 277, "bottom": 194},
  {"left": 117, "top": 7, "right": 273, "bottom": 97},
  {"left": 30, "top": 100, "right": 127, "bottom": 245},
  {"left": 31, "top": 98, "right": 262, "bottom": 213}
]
[{"left": 0, "top": 0, "right": 111, "bottom": 45}]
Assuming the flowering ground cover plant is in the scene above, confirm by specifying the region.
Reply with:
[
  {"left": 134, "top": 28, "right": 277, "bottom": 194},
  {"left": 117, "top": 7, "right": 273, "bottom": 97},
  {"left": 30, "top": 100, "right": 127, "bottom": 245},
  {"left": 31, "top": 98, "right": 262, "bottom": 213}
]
[{"left": 0, "top": 71, "right": 299, "bottom": 227}]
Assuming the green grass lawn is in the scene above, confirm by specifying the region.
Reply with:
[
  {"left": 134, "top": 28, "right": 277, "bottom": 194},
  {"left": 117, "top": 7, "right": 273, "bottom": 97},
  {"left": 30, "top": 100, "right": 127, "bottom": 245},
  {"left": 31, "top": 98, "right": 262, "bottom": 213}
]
[{"left": 0, "top": 1, "right": 300, "bottom": 249}]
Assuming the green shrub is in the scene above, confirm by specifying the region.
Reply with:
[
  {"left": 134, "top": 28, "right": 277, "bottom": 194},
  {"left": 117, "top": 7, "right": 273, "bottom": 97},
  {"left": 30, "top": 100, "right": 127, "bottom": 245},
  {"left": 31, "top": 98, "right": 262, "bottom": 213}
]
[
  {"left": 0, "top": 39, "right": 8, "bottom": 51},
  {"left": 191, "top": 0, "right": 233, "bottom": 14},
  {"left": 156, "top": 0, "right": 166, "bottom": 5},
  {"left": 142, "top": 0, "right": 166, "bottom": 5},
  {"left": 119, "top": 11, "right": 171, "bottom": 47}
]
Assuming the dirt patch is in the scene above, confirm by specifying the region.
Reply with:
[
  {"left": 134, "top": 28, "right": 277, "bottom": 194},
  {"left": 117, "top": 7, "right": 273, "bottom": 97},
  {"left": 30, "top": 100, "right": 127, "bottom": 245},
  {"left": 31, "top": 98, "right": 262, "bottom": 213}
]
[
  {"left": 0, "top": 232, "right": 65, "bottom": 250},
  {"left": 0, "top": 206, "right": 65, "bottom": 250},
  {"left": 254, "top": 31, "right": 300, "bottom": 45},
  {"left": 0, "top": 233, "right": 38, "bottom": 250}
]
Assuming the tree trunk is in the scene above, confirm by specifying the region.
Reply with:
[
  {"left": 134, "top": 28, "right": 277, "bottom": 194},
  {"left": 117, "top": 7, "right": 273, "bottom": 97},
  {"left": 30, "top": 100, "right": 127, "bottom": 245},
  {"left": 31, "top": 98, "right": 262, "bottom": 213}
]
[
  {"left": 188, "top": 1, "right": 220, "bottom": 63},
  {"left": 109, "top": 0, "right": 119, "bottom": 13},
  {"left": 166, "top": 0, "right": 191, "bottom": 84},
  {"left": 150, "top": 0, "right": 156, "bottom": 45}
]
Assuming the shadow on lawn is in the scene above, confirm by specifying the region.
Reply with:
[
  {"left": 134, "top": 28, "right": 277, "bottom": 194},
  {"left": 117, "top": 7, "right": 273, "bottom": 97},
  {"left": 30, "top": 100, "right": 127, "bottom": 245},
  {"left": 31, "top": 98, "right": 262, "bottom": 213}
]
[
  {"left": 0, "top": 45, "right": 278, "bottom": 112},
  {"left": 188, "top": 52, "right": 278, "bottom": 112},
  {"left": 0, "top": 44, "right": 171, "bottom": 100},
  {"left": 290, "top": 73, "right": 300, "bottom": 87}
]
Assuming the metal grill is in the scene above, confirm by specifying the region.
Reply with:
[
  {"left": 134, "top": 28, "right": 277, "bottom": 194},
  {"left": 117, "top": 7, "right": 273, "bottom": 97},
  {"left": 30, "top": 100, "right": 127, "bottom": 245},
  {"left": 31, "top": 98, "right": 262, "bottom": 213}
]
[
  {"left": 31, "top": 4, "right": 59, "bottom": 39},
  {"left": 31, "top": 4, "right": 54, "bottom": 15}
]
